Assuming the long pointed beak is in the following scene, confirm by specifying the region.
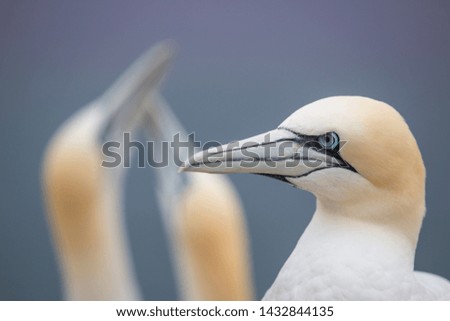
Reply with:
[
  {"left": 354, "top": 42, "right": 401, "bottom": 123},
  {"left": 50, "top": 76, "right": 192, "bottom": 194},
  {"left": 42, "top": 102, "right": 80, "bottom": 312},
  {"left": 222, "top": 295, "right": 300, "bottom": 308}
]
[
  {"left": 180, "top": 128, "right": 346, "bottom": 181},
  {"left": 99, "top": 41, "right": 176, "bottom": 140}
]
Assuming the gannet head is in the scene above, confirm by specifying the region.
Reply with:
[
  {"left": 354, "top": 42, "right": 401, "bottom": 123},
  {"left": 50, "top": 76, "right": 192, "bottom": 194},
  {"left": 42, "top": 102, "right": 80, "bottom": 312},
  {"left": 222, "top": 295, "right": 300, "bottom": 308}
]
[
  {"left": 142, "top": 94, "right": 254, "bottom": 300},
  {"left": 182, "top": 96, "right": 426, "bottom": 241},
  {"left": 43, "top": 41, "right": 175, "bottom": 211}
]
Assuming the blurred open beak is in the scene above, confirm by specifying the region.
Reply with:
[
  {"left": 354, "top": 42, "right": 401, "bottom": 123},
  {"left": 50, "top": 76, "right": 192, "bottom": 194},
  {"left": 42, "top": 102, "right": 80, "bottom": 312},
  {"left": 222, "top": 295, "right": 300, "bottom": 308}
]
[{"left": 99, "top": 41, "right": 175, "bottom": 141}]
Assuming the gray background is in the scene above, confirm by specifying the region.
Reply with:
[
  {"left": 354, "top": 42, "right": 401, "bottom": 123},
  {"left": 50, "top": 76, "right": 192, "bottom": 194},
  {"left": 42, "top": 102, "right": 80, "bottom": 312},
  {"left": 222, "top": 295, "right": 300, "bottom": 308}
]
[{"left": 1, "top": 1, "right": 449, "bottom": 300}]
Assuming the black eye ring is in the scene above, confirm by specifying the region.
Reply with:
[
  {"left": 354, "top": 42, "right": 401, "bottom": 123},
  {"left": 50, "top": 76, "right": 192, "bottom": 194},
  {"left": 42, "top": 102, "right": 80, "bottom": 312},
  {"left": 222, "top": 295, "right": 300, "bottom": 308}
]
[{"left": 318, "top": 132, "right": 340, "bottom": 150}]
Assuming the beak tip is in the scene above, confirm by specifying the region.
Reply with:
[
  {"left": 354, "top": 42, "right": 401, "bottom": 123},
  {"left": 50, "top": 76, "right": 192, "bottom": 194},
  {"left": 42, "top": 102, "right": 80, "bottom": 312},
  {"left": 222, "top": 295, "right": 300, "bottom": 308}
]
[
  {"left": 178, "top": 161, "right": 193, "bottom": 173},
  {"left": 179, "top": 152, "right": 205, "bottom": 173}
]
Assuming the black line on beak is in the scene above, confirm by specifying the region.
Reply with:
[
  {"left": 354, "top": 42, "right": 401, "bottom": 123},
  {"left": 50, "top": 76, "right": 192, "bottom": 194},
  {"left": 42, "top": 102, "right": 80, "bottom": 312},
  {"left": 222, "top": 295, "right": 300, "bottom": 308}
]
[{"left": 256, "top": 173, "right": 291, "bottom": 184}]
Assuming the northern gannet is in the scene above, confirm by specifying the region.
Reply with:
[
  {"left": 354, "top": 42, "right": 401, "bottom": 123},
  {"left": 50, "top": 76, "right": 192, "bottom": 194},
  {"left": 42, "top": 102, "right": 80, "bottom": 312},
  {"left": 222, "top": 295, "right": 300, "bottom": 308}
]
[
  {"left": 144, "top": 93, "right": 254, "bottom": 300},
  {"left": 182, "top": 96, "right": 450, "bottom": 300},
  {"left": 42, "top": 42, "right": 173, "bottom": 300}
]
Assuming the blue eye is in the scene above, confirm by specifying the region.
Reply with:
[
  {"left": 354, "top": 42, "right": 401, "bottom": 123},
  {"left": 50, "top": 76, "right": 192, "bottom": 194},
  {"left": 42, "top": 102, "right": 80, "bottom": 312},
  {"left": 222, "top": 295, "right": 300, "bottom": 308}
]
[{"left": 319, "top": 132, "right": 340, "bottom": 150}]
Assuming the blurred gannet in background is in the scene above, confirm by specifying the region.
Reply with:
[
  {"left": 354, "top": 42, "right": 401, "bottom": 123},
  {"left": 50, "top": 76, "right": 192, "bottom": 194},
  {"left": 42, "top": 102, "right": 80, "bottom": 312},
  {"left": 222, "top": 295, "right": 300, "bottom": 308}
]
[
  {"left": 42, "top": 40, "right": 254, "bottom": 301},
  {"left": 144, "top": 93, "right": 254, "bottom": 300},
  {"left": 42, "top": 42, "right": 173, "bottom": 300},
  {"left": 182, "top": 96, "right": 450, "bottom": 300}
]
